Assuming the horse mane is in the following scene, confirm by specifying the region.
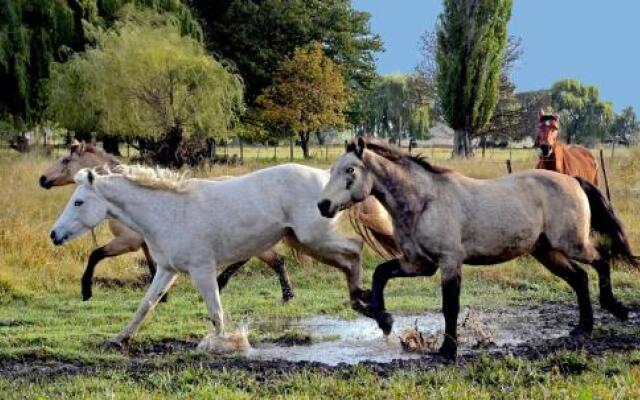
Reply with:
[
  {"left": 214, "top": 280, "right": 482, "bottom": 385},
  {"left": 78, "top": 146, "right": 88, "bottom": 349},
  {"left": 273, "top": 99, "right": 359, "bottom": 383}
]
[
  {"left": 361, "top": 140, "right": 451, "bottom": 175},
  {"left": 107, "top": 164, "right": 193, "bottom": 193},
  {"left": 72, "top": 142, "right": 121, "bottom": 166}
]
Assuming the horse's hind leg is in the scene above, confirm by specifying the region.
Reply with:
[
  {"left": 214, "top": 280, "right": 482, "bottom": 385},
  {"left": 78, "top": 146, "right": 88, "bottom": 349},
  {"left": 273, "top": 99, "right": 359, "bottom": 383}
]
[
  {"left": 287, "top": 231, "right": 365, "bottom": 304},
  {"left": 591, "top": 257, "right": 629, "bottom": 321},
  {"left": 257, "top": 249, "right": 294, "bottom": 302},
  {"left": 533, "top": 249, "right": 593, "bottom": 335},
  {"left": 216, "top": 260, "right": 249, "bottom": 291}
]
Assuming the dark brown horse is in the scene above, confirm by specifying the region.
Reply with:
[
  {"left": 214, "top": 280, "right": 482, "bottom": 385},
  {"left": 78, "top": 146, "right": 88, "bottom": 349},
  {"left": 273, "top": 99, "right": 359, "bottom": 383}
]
[{"left": 535, "top": 110, "right": 599, "bottom": 185}]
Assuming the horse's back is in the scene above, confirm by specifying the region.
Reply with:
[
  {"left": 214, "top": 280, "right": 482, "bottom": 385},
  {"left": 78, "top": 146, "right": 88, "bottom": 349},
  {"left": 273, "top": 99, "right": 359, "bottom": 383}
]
[{"left": 563, "top": 145, "right": 598, "bottom": 184}]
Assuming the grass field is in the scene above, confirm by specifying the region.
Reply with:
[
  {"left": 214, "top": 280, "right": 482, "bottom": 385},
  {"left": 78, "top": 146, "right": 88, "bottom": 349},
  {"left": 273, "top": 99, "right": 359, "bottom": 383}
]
[{"left": 1, "top": 146, "right": 640, "bottom": 398}]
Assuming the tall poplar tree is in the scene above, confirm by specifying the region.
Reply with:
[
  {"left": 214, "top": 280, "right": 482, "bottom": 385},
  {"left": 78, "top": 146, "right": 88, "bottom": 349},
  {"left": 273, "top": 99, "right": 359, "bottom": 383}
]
[{"left": 436, "top": 0, "right": 512, "bottom": 157}]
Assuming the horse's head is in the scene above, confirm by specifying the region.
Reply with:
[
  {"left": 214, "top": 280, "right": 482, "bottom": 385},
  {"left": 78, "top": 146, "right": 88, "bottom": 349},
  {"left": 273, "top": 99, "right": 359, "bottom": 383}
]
[
  {"left": 50, "top": 169, "right": 107, "bottom": 246},
  {"left": 39, "top": 141, "right": 107, "bottom": 189},
  {"left": 535, "top": 109, "right": 560, "bottom": 157},
  {"left": 318, "top": 138, "right": 373, "bottom": 218}
]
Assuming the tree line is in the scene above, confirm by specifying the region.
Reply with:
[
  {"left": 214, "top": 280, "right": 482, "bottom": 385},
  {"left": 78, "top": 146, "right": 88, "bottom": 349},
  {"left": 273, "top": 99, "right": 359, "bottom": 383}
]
[{"left": 1, "top": 0, "right": 638, "bottom": 163}]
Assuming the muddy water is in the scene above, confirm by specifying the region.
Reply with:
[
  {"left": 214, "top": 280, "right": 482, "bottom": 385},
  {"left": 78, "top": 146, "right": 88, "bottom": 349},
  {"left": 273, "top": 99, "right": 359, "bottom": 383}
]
[{"left": 248, "top": 308, "right": 571, "bottom": 366}]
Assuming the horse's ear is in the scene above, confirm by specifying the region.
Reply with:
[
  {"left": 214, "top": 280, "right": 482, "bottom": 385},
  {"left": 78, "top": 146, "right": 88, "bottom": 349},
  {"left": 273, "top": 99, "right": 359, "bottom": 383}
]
[
  {"left": 345, "top": 140, "right": 357, "bottom": 154},
  {"left": 74, "top": 169, "right": 95, "bottom": 186},
  {"left": 355, "top": 137, "right": 366, "bottom": 158},
  {"left": 78, "top": 141, "right": 86, "bottom": 155},
  {"left": 70, "top": 139, "right": 80, "bottom": 154},
  {"left": 538, "top": 109, "right": 545, "bottom": 119}
]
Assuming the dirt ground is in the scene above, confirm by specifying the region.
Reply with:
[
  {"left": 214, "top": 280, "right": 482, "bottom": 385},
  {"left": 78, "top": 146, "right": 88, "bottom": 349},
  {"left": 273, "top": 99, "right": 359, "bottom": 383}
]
[{"left": 3, "top": 301, "right": 640, "bottom": 381}]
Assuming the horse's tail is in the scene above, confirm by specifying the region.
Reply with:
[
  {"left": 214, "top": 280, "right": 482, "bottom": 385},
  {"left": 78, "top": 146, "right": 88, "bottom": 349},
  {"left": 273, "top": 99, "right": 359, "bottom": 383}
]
[
  {"left": 575, "top": 176, "right": 639, "bottom": 268},
  {"left": 348, "top": 197, "right": 401, "bottom": 259}
]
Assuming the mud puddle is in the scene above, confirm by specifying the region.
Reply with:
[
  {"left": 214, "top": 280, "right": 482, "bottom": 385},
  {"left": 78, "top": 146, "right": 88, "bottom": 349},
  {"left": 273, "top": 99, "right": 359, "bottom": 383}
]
[{"left": 247, "top": 307, "right": 571, "bottom": 366}]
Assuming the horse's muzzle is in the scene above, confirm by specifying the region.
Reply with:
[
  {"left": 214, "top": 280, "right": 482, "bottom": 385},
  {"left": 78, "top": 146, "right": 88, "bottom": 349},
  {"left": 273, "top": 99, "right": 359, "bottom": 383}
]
[
  {"left": 539, "top": 144, "right": 552, "bottom": 157},
  {"left": 317, "top": 199, "right": 336, "bottom": 218},
  {"left": 39, "top": 175, "right": 52, "bottom": 189},
  {"left": 50, "top": 230, "right": 66, "bottom": 246}
]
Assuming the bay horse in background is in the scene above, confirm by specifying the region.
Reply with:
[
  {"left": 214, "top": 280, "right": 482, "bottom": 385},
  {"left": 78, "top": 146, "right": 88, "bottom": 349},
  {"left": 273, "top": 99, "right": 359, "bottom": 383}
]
[
  {"left": 319, "top": 138, "right": 636, "bottom": 359},
  {"left": 39, "top": 141, "right": 295, "bottom": 302},
  {"left": 535, "top": 110, "right": 599, "bottom": 185}
]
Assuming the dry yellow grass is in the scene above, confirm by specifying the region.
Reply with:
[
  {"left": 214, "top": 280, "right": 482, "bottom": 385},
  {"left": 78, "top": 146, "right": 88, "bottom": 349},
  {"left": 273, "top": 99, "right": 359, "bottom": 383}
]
[{"left": 1, "top": 146, "right": 639, "bottom": 297}]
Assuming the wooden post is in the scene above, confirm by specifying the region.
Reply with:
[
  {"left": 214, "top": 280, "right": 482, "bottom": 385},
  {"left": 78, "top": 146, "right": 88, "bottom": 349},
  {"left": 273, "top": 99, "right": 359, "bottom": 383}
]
[
  {"left": 325, "top": 143, "right": 329, "bottom": 161},
  {"left": 239, "top": 138, "right": 244, "bottom": 163},
  {"left": 289, "top": 137, "right": 293, "bottom": 161},
  {"left": 505, "top": 159, "right": 512, "bottom": 174},
  {"left": 599, "top": 149, "right": 612, "bottom": 202}
]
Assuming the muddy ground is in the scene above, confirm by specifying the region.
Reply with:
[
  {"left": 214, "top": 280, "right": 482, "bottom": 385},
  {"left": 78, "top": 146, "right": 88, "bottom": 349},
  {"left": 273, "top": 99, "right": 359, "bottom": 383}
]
[{"left": 2, "top": 302, "right": 640, "bottom": 380}]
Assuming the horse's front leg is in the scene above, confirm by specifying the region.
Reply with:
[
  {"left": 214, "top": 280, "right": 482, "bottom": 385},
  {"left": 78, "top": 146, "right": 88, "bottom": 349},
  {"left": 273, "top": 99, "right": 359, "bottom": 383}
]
[
  {"left": 190, "top": 265, "right": 224, "bottom": 337},
  {"left": 107, "top": 266, "right": 177, "bottom": 349},
  {"left": 365, "top": 256, "right": 439, "bottom": 334},
  {"left": 439, "top": 256, "right": 462, "bottom": 359}
]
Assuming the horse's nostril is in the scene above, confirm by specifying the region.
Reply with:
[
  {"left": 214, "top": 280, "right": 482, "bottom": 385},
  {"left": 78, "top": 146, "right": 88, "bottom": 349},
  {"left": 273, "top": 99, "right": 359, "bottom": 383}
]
[
  {"left": 317, "top": 199, "right": 331, "bottom": 216},
  {"left": 50, "top": 230, "right": 56, "bottom": 240},
  {"left": 39, "top": 176, "right": 48, "bottom": 188}
]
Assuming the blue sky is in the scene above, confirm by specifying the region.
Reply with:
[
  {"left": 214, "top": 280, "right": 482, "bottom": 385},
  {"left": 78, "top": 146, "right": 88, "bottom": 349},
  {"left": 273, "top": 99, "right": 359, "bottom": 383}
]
[{"left": 352, "top": 0, "right": 640, "bottom": 113}]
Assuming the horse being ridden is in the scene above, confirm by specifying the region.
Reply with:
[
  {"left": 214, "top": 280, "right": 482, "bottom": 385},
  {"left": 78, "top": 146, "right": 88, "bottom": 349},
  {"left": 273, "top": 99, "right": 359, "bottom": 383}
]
[
  {"left": 50, "top": 164, "right": 387, "bottom": 349},
  {"left": 319, "top": 138, "right": 636, "bottom": 358},
  {"left": 40, "top": 141, "right": 295, "bottom": 302},
  {"left": 535, "top": 110, "right": 599, "bottom": 185}
]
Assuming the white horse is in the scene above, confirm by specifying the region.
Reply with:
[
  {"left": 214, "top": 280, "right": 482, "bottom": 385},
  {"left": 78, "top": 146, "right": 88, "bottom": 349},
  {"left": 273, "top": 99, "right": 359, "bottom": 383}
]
[{"left": 50, "top": 164, "right": 382, "bottom": 349}]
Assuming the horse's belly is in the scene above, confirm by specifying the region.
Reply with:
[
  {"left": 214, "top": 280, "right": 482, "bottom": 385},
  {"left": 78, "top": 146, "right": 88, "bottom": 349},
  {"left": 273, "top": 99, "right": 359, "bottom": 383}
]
[{"left": 211, "top": 224, "right": 286, "bottom": 266}]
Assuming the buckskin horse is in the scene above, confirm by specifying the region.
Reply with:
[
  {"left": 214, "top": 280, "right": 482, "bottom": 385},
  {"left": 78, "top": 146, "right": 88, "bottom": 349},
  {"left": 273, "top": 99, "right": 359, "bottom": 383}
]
[
  {"left": 319, "top": 138, "right": 636, "bottom": 359},
  {"left": 535, "top": 110, "right": 599, "bottom": 185}
]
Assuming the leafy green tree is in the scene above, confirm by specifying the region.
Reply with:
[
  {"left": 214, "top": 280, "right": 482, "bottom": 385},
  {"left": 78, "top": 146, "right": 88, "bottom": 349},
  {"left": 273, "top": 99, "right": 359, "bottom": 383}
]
[
  {"left": 551, "top": 79, "right": 613, "bottom": 144},
  {"left": 436, "top": 0, "right": 512, "bottom": 157},
  {"left": 356, "top": 74, "right": 431, "bottom": 140},
  {"left": 189, "top": 0, "right": 382, "bottom": 121},
  {"left": 0, "top": 0, "right": 201, "bottom": 142},
  {"left": 47, "top": 18, "right": 243, "bottom": 167},
  {"left": 256, "top": 44, "right": 347, "bottom": 159},
  {"left": 610, "top": 106, "right": 639, "bottom": 142}
]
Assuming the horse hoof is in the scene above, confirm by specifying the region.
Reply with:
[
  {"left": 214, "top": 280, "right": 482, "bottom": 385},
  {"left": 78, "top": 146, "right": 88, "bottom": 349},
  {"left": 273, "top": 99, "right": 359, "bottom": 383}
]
[
  {"left": 569, "top": 326, "right": 592, "bottom": 337},
  {"left": 82, "top": 293, "right": 92, "bottom": 301},
  {"left": 438, "top": 340, "right": 457, "bottom": 360},
  {"left": 609, "top": 304, "right": 629, "bottom": 321},
  {"left": 102, "top": 339, "right": 127, "bottom": 351},
  {"left": 375, "top": 311, "right": 394, "bottom": 335},
  {"left": 282, "top": 291, "right": 295, "bottom": 303},
  {"left": 159, "top": 293, "right": 169, "bottom": 303}
]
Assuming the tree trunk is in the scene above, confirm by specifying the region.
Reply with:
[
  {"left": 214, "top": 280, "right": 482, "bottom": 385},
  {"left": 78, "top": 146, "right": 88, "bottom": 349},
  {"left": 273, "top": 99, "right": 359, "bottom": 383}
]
[
  {"left": 299, "top": 132, "right": 310, "bottom": 159},
  {"left": 315, "top": 130, "right": 325, "bottom": 145}
]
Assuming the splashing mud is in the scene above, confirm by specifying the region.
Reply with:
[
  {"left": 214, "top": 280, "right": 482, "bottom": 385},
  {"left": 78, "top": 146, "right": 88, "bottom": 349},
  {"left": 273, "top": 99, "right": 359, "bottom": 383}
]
[{"left": 248, "top": 307, "right": 570, "bottom": 366}]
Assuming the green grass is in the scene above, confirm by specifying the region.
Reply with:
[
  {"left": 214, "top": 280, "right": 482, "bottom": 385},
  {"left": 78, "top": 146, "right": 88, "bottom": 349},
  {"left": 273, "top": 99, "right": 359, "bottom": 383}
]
[{"left": 2, "top": 147, "right": 640, "bottom": 398}]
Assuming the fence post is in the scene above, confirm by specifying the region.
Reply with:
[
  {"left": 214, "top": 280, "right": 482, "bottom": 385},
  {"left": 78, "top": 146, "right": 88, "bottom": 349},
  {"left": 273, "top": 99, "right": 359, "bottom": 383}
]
[
  {"left": 239, "top": 138, "right": 244, "bottom": 163},
  {"left": 325, "top": 143, "right": 329, "bottom": 161},
  {"left": 289, "top": 137, "right": 293, "bottom": 161},
  {"left": 505, "top": 159, "right": 512, "bottom": 174},
  {"left": 599, "top": 149, "right": 612, "bottom": 202}
]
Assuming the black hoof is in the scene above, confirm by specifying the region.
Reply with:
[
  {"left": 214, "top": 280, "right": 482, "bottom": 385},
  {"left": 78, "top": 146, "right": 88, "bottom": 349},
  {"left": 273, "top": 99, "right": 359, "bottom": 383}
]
[
  {"left": 374, "top": 311, "right": 394, "bottom": 335},
  {"left": 570, "top": 325, "right": 592, "bottom": 337},
  {"left": 438, "top": 339, "right": 457, "bottom": 360},
  {"left": 82, "top": 291, "right": 92, "bottom": 301},
  {"left": 159, "top": 293, "right": 169, "bottom": 303},
  {"left": 606, "top": 303, "right": 629, "bottom": 321},
  {"left": 282, "top": 290, "right": 295, "bottom": 303}
]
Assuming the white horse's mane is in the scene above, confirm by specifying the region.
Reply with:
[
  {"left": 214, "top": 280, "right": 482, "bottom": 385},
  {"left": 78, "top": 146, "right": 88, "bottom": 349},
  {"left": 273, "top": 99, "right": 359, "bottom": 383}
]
[{"left": 105, "top": 165, "right": 194, "bottom": 193}]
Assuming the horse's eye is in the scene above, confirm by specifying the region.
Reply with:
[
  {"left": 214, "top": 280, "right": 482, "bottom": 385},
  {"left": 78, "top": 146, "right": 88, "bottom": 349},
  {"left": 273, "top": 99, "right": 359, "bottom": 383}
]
[
  {"left": 345, "top": 167, "right": 354, "bottom": 174},
  {"left": 74, "top": 200, "right": 84, "bottom": 207},
  {"left": 62, "top": 158, "right": 70, "bottom": 165}
]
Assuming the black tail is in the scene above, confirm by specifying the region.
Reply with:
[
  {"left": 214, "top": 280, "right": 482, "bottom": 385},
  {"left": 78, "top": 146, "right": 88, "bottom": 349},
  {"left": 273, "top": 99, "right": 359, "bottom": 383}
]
[{"left": 575, "top": 177, "right": 639, "bottom": 268}]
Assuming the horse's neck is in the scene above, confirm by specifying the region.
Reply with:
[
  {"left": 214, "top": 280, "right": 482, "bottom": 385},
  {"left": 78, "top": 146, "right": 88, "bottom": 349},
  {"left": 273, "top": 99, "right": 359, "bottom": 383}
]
[
  {"left": 97, "top": 179, "right": 171, "bottom": 239},
  {"left": 364, "top": 152, "right": 426, "bottom": 227},
  {"left": 84, "top": 153, "right": 120, "bottom": 172}
]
